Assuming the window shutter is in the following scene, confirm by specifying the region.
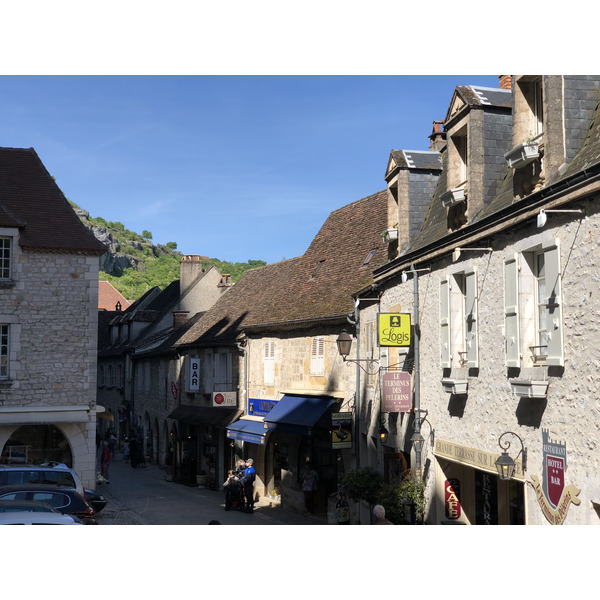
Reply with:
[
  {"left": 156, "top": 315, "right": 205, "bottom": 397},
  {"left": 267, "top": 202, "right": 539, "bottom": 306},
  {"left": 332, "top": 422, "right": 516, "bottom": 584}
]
[
  {"left": 264, "top": 342, "right": 275, "bottom": 385},
  {"left": 504, "top": 254, "right": 521, "bottom": 367},
  {"left": 464, "top": 267, "right": 479, "bottom": 369},
  {"left": 311, "top": 337, "right": 325, "bottom": 375},
  {"left": 440, "top": 276, "right": 451, "bottom": 368},
  {"left": 542, "top": 239, "right": 564, "bottom": 366}
]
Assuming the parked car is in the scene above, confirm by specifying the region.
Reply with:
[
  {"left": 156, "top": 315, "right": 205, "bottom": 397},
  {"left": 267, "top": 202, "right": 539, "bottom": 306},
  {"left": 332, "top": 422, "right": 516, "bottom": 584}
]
[
  {"left": 0, "top": 463, "right": 85, "bottom": 497},
  {"left": 84, "top": 488, "right": 107, "bottom": 513},
  {"left": 0, "top": 484, "right": 96, "bottom": 524},
  {"left": 0, "top": 499, "right": 57, "bottom": 513},
  {"left": 0, "top": 511, "right": 83, "bottom": 525}
]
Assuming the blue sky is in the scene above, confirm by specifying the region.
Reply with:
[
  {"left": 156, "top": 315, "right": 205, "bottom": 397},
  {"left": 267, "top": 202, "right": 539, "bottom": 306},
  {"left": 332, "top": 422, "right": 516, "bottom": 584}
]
[{"left": 0, "top": 75, "right": 502, "bottom": 264}]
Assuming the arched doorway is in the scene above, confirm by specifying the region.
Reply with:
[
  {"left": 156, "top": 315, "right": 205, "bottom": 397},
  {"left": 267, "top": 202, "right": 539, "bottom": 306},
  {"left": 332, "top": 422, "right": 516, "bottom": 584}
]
[{"left": 1, "top": 425, "right": 73, "bottom": 467}]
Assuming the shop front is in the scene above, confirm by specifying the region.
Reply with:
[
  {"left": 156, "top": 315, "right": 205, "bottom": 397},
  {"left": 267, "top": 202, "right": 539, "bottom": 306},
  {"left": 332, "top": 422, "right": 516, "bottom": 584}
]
[{"left": 433, "top": 438, "right": 526, "bottom": 525}]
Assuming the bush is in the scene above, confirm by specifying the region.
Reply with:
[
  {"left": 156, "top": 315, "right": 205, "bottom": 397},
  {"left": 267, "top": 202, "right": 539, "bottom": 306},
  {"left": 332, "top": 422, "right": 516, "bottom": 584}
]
[{"left": 343, "top": 466, "right": 383, "bottom": 518}]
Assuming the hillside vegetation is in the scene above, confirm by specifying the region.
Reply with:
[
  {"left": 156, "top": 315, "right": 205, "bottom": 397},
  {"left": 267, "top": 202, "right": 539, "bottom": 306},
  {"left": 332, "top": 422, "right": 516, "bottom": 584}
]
[{"left": 71, "top": 202, "right": 266, "bottom": 301}]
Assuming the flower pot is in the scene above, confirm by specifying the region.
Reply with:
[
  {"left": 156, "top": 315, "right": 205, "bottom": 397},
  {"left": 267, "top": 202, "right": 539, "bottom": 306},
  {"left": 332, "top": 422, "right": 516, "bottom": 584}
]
[
  {"left": 510, "top": 380, "right": 549, "bottom": 399},
  {"left": 504, "top": 141, "right": 540, "bottom": 169},
  {"left": 196, "top": 474, "right": 207, "bottom": 486},
  {"left": 383, "top": 228, "right": 398, "bottom": 243},
  {"left": 441, "top": 186, "right": 466, "bottom": 207},
  {"left": 441, "top": 378, "right": 468, "bottom": 395}
]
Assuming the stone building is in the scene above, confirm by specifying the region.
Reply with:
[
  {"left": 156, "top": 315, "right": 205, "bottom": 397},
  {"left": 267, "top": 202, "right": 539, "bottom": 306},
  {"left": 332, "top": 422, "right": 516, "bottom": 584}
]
[
  {"left": 356, "top": 76, "right": 600, "bottom": 524},
  {"left": 0, "top": 147, "right": 106, "bottom": 489}
]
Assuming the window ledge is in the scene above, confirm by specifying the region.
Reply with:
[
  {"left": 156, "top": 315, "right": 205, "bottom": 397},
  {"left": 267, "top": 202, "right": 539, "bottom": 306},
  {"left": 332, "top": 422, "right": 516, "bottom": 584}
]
[
  {"left": 504, "top": 141, "right": 540, "bottom": 169},
  {"left": 441, "top": 378, "right": 468, "bottom": 395},
  {"left": 0, "top": 379, "right": 14, "bottom": 389},
  {"left": 510, "top": 379, "right": 549, "bottom": 399},
  {"left": 441, "top": 185, "right": 466, "bottom": 208}
]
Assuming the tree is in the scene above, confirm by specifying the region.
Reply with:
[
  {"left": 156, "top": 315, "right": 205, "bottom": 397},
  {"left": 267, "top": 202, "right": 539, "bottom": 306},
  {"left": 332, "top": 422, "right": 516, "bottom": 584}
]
[
  {"left": 142, "top": 230, "right": 153, "bottom": 240},
  {"left": 342, "top": 466, "right": 383, "bottom": 522},
  {"left": 166, "top": 241, "right": 177, "bottom": 250}
]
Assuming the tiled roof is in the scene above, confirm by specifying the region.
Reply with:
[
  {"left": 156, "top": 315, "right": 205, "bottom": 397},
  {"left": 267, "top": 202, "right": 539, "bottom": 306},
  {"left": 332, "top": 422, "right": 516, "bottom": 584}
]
[
  {"left": 0, "top": 147, "right": 107, "bottom": 255},
  {"left": 98, "top": 281, "right": 131, "bottom": 311},
  {"left": 176, "top": 190, "right": 389, "bottom": 346}
]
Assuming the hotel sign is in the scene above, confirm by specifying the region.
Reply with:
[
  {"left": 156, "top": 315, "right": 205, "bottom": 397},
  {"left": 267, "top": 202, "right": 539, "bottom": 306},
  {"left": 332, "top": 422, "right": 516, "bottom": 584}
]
[
  {"left": 377, "top": 313, "right": 411, "bottom": 347},
  {"left": 382, "top": 371, "right": 412, "bottom": 412}
]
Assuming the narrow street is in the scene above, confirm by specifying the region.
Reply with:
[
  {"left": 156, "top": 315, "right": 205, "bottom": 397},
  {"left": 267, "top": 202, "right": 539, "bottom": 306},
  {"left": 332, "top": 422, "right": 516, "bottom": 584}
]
[{"left": 94, "top": 453, "right": 328, "bottom": 525}]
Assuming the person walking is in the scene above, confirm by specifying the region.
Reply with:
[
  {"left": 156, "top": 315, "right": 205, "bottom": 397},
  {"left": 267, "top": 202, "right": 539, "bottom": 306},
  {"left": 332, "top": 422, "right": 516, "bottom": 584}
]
[
  {"left": 241, "top": 458, "right": 256, "bottom": 513},
  {"left": 302, "top": 459, "right": 318, "bottom": 515},
  {"left": 100, "top": 441, "right": 111, "bottom": 483},
  {"left": 108, "top": 431, "right": 117, "bottom": 459}
]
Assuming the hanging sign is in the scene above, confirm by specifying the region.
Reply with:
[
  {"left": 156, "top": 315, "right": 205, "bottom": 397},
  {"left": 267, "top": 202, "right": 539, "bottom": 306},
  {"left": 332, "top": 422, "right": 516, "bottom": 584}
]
[
  {"left": 378, "top": 313, "right": 411, "bottom": 347},
  {"left": 331, "top": 412, "right": 352, "bottom": 449},
  {"left": 171, "top": 381, "right": 178, "bottom": 401},
  {"left": 530, "top": 429, "right": 581, "bottom": 525},
  {"left": 187, "top": 356, "right": 200, "bottom": 392},
  {"left": 382, "top": 371, "right": 412, "bottom": 412}
]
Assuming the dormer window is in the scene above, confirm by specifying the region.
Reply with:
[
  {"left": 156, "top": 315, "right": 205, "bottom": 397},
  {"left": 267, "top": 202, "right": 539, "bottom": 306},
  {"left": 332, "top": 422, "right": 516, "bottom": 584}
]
[
  {"left": 360, "top": 249, "right": 377, "bottom": 269},
  {"left": 308, "top": 260, "right": 324, "bottom": 281}
]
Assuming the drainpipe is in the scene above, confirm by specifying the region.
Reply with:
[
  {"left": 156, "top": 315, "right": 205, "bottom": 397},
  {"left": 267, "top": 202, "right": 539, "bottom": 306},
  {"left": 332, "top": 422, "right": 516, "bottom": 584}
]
[
  {"left": 354, "top": 299, "right": 361, "bottom": 470},
  {"left": 411, "top": 263, "right": 422, "bottom": 472}
]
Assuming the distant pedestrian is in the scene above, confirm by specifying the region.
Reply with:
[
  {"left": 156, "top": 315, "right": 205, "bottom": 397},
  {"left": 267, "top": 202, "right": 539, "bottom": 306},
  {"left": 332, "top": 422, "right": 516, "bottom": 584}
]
[
  {"left": 123, "top": 437, "right": 130, "bottom": 462},
  {"left": 108, "top": 431, "right": 117, "bottom": 459},
  {"left": 129, "top": 436, "right": 139, "bottom": 468},
  {"left": 241, "top": 458, "right": 256, "bottom": 513},
  {"left": 100, "top": 441, "right": 111, "bottom": 483},
  {"left": 302, "top": 459, "right": 318, "bottom": 515},
  {"left": 373, "top": 504, "right": 393, "bottom": 524}
]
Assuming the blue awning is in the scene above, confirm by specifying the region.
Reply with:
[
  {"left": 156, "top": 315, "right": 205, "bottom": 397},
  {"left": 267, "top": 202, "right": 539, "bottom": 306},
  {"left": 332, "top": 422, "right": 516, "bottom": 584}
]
[
  {"left": 264, "top": 395, "right": 335, "bottom": 435},
  {"left": 226, "top": 418, "right": 268, "bottom": 445}
]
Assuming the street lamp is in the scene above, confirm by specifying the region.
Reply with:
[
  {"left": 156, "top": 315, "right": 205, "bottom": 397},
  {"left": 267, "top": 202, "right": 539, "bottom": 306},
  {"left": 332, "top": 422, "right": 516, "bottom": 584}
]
[
  {"left": 495, "top": 431, "right": 527, "bottom": 481},
  {"left": 336, "top": 330, "right": 379, "bottom": 374}
]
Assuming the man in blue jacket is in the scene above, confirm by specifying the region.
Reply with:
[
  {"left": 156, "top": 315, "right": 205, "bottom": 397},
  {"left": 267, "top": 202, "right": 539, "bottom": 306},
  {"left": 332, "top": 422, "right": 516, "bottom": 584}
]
[{"left": 241, "top": 458, "right": 256, "bottom": 513}]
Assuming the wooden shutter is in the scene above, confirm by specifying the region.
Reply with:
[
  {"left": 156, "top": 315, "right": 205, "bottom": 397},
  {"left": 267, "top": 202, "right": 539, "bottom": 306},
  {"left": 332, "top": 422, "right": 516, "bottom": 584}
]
[
  {"left": 311, "top": 337, "right": 325, "bottom": 375},
  {"left": 440, "top": 275, "right": 451, "bottom": 368},
  {"left": 542, "top": 239, "right": 564, "bottom": 366},
  {"left": 504, "top": 254, "right": 521, "bottom": 368},
  {"left": 464, "top": 267, "right": 479, "bottom": 369},
  {"left": 264, "top": 342, "right": 275, "bottom": 385}
]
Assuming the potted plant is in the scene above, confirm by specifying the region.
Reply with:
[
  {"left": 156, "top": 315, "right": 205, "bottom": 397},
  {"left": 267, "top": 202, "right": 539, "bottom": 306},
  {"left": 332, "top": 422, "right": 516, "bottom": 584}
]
[
  {"left": 504, "top": 134, "right": 541, "bottom": 169},
  {"left": 343, "top": 466, "right": 383, "bottom": 523},
  {"left": 382, "top": 228, "right": 398, "bottom": 243},
  {"left": 196, "top": 469, "right": 207, "bottom": 487}
]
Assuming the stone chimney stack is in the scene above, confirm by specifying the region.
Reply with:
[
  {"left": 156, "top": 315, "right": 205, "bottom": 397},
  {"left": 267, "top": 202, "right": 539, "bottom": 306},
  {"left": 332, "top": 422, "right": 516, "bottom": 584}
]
[
  {"left": 172, "top": 310, "right": 190, "bottom": 328},
  {"left": 499, "top": 75, "right": 512, "bottom": 90},
  {"left": 429, "top": 121, "right": 447, "bottom": 152},
  {"left": 180, "top": 255, "right": 204, "bottom": 296},
  {"left": 218, "top": 274, "right": 233, "bottom": 288}
]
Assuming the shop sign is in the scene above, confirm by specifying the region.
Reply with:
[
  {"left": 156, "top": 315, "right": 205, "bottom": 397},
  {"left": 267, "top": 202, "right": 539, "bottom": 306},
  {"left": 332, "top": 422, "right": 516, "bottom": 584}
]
[
  {"left": 382, "top": 371, "right": 412, "bottom": 412},
  {"left": 171, "top": 381, "right": 178, "bottom": 401},
  {"left": 187, "top": 356, "right": 200, "bottom": 392},
  {"left": 212, "top": 391, "right": 237, "bottom": 407},
  {"left": 530, "top": 429, "right": 581, "bottom": 525},
  {"left": 444, "top": 478, "right": 461, "bottom": 520},
  {"left": 331, "top": 412, "right": 352, "bottom": 449},
  {"left": 378, "top": 313, "right": 411, "bottom": 347},
  {"left": 434, "top": 439, "right": 525, "bottom": 480},
  {"left": 248, "top": 398, "right": 278, "bottom": 417}
]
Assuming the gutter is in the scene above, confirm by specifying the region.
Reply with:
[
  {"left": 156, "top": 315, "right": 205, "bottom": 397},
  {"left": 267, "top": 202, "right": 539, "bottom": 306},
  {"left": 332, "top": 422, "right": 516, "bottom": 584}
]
[{"left": 373, "top": 159, "right": 600, "bottom": 284}]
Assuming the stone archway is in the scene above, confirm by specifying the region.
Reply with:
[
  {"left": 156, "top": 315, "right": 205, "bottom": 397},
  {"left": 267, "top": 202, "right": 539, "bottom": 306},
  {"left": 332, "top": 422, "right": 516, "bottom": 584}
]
[{"left": 2, "top": 424, "right": 73, "bottom": 467}]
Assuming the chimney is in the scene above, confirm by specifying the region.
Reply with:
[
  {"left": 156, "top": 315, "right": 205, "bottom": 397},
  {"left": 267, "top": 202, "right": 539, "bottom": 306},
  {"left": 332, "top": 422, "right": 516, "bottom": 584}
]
[
  {"left": 180, "top": 255, "right": 203, "bottom": 296},
  {"left": 218, "top": 274, "right": 233, "bottom": 288},
  {"left": 499, "top": 75, "right": 512, "bottom": 90},
  {"left": 172, "top": 310, "right": 190, "bottom": 328},
  {"left": 429, "top": 121, "right": 447, "bottom": 152}
]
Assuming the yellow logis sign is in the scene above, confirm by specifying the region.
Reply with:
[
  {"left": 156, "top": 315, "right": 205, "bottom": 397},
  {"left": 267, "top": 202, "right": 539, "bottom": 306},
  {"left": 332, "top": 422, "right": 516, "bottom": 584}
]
[{"left": 378, "top": 313, "right": 411, "bottom": 347}]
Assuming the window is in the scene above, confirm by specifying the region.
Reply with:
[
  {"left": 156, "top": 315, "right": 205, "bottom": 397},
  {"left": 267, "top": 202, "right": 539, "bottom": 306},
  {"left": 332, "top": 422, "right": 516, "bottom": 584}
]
[
  {"left": 504, "top": 239, "right": 563, "bottom": 368},
  {"left": 0, "top": 238, "right": 11, "bottom": 280},
  {"left": 308, "top": 260, "right": 325, "bottom": 281},
  {"left": 264, "top": 341, "right": 275, "bottom": 386},
  {"left": 360, "top": 249, "right": 377, "bottom": 270},
  {"left": 98, "top": 365, "right": 105, "bottom": 387},
  {"left": 310, "top": 336, "right": 325, "bottom": 376},
  {"left": 0, "top": 324, "right": 9, "bottom": 379},
  {"left": 215, "top": 351, "right": 232, "bottom": 391},
  {"left": 440, "top": 268, "right": 479, "bottom": 369}
]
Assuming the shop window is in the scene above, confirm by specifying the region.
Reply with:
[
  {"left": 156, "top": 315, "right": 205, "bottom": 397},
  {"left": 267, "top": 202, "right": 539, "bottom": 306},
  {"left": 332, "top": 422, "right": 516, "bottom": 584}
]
[
  {"left": 310, "top": 336, "right": 325, "bottom": 376},
  {"left": 2, "top": 425, "right": 73, "bottom": 466},
  {"left": 504, "top": 239, "right": 563, "bottom": 368},
  {"left": 264, "top": 341, "right": 275, "bottom": 386},
  {"left": 440, "top": 268, "right": 479, "bottom": 369}
]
